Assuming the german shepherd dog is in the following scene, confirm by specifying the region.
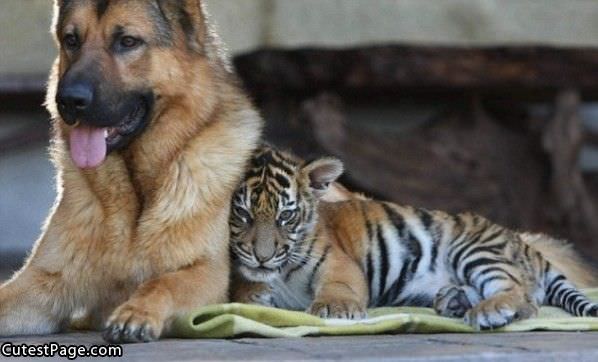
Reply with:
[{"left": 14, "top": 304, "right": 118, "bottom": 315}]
[{"left": 0, "top": 0, "right": 262, "bottom": 343}]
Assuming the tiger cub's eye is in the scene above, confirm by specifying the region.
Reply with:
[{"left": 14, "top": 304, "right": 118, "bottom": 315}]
[{"left": 279, "top": 210, "right": 295, "bottom": 223}]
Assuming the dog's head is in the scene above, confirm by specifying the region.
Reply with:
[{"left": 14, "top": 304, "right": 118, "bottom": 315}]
[{"left": 48, "top": 0, "right": 223, "bottom": 169}]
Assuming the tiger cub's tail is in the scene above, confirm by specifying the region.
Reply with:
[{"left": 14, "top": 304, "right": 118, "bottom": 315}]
[
  {"left": 523, "top": 233, "right": 598, "bottom": 316},
  {"left": 520, "top": 233, "right": 597, "bottom": 288},
  {"left": 544, "top": 272, "right": 598, "bottom": 317}
]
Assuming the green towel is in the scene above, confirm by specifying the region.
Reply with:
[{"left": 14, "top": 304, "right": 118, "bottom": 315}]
[{"left": 171, "top": 289, "right": 598, "bottom": 338}]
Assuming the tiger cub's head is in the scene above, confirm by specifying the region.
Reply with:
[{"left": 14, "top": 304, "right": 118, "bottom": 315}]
[{"left": 230, "top": 145, "right": 344, "bottom": 282}]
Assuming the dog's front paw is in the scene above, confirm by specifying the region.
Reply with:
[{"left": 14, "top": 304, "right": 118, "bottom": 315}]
[
  {"left": 308, "top": 299, "right": 367, "bottom": 319},
  {"left": 102, "top": 303, "right": 163, "bottom": 343}
]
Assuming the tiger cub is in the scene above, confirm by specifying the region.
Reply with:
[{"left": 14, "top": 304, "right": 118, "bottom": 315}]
[{"left": 229, "top": 145, "right": 598, "bottom": 329}]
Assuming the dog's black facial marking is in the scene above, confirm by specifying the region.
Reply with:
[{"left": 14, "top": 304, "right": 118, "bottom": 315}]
[
  {"left": 104, "top": 92, "right": 154, "bottom": 153},
  {"left": 155, "top": 0, "right": 204, "bottom": 53},
  {"left": 56, "top": 59, "right": 155, "bottom": 153},
  {"left": 96, "top": 0, "right": 110, "bottom": 19},
  {"left": 150, "top": 1, "right": 175, "bottom": 47},
  {"left": 56, "top": 0, "right": 75, "bottom": 33},
  {"left": 177, "top": 6, "right": 197, "bottom": 50}
]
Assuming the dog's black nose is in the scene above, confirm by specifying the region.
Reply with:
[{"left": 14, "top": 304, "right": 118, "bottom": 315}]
[{"left": 56, "top": 82, "right": 94, "bottom": 125}]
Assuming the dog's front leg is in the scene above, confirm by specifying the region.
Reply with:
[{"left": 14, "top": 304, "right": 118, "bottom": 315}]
[
  {"left": 0, "top": 263, "right": 70, "bottom": 336},
  {"left": 103, "top": 253, "right": 229, "bottom": 343}
]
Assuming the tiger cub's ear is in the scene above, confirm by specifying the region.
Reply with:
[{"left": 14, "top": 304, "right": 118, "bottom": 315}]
[{"left": 302, "top": 157, "right": 344, "bottom": 198}]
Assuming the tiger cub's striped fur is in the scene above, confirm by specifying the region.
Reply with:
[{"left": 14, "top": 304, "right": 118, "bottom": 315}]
[{"left": 229, "top": 145, "right": 598, "bottom": 329}]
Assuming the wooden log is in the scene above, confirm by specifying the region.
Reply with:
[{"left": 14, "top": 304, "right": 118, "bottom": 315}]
[
  {"left": 587, "top": 130, "right": 598, "bottom": 147},
  {"left": 4, "top": 46, "right": 598, "bottom": 96},
  {"left": 294, "top": 93, "right": 548, "bottom": 231},
  {"left": 235, "top": 46, "right": 598, "bottom": 96},
  {"left": 542, "top": 89, "right": 598, "bottom": 254}
]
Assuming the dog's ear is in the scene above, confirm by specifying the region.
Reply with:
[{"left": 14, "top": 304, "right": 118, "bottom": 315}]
[
  {"left": 301, "top": 157, "right": 345, "bottom": 199},
  {"left": 158, "top": 0, "right": 208, "bottom": 53}
]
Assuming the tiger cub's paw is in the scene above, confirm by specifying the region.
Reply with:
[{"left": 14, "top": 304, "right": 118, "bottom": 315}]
[
  {"left": 247, "top": 291, "right": 275, "bottom": 307},
  {"left": 238, "top": 289, "right": 274, "bottom": 307},
  {"left": 308, "top": 299, "right": 367, "bottom": 319},
  {"left": 464, "top": 296, "right": 538, "bottom": 331},
  {"left": 433, "top": 285, "right": 481, "bottom": 318}
]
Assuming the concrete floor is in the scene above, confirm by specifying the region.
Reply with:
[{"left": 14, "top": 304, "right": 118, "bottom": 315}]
[{"left": 1, "top": 332, "right": 597, "bottom": 361}]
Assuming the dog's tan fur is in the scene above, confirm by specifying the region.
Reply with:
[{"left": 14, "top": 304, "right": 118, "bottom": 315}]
[{"left": 0, "top": 0, "right": 262, "bottom": 342}]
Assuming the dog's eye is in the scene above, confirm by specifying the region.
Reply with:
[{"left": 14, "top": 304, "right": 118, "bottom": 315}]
[
  {"left": 121, "top": 36, "right": 141, "bottom": 48},
  {"left": 63, "top": 34, "right": 80, "bottom": 50},
  {"left": 117, "top": 36, "right": 142, "bottom": 51}
]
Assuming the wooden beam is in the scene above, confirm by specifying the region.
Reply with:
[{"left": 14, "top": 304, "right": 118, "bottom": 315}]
[
  {"left": 4, "top": 46, "right": 598, "bottom": 96},
  {"left": 587, "top": 130, "right": 598, "bottom": 146},
  {"left": 542, "top": 89, "right": 598, "bottom": 255},
  {"left": 235, "top": 46, "right": 598, "bottom": 95}
]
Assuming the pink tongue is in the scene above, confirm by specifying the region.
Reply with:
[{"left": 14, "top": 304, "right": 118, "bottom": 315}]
[{"left": 69, "top": 125, "right": 107, "bottom": 169}]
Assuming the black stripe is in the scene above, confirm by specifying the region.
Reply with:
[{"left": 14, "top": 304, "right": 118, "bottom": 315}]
[
  {"left": 407, "top": 232, "right": 422, "bottom": 274},
  {"left": 478, "top": 229, "right": 506, "bottom": 245},
  {"left": 307, "top": 246, "right": 331, "bottom": 295},
  {"left": 461, "top": 242, "right": 507, "bottom": 262},
  {"left": 571, "top": 295, "right": 586, "bottom": 315},
  {"left": 546, "top": 275, "right": 566, "bottom": 297},
  {"left": 364, "top": 219, "right": 374, "bottom": 241},
  {"left": 461, "top": 257, "right": 503, "bottom": 282},
  {"left": 579, "top": 300, "right": 592, "bottom": 316},
  {"left": 366, "top": 251, "right": 374, "bottom": 301},
  {"left": 522, "top": 243, "right": 531, "bottom": 259},
  {"left": 552, "top": 284, "right": 568, "bottom": 304},
  {"left": 451, "top": 230, "right": 485, "bottom": 272},
  {"left": 397, "top": 294, "right": 433, "bottom": 307},
  {"left": 560, "top": 289, "right": 577, "bottom": 307},
  {"left": 363, "top": 206, "right": 376, "bottom": 300},
  {"left": 270, "top": 159, "right": 294, "bottom": 176},
  {"left": 378, "top": 261, "right": 410, "bottom": 306},
  {"left": 577, "top": 301, "right": 591, "bottom": 316},
  {"left": 379, "top": 206, "right": 421, "bottom": 267},
  {"left": 274, "top": 173, "right": 290, "bottom": 188},
  {"left": 475, "top": 266, "right": 520, "bottom": 286},
  {"left": 376, "top": 225, "right": 389, "bottom": 297},
  {"left": 381, "top": 203, "right": 406, "bottom": 233},
  {"left": 429, "top": 232, "right": 439, "bottom": 272},
  {"left": 245, "top": 169, "right": 263, "bottom": 179},
  {"left": 479, "top": 275, "right": 507, "bottom": 296},
  {"left": 415, "top": 208, "right": 433, "bottom": 231}
]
